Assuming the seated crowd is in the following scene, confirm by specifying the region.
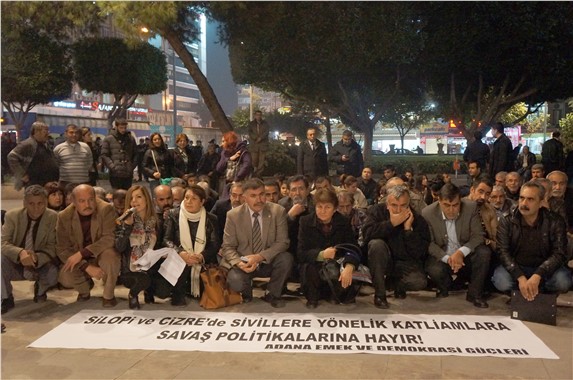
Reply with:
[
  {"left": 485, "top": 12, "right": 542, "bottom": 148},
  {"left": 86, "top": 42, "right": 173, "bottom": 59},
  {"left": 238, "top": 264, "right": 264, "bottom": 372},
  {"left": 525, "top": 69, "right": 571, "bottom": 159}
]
[{"left": 2, "top": 139, "right": 572, "bottom": 316}]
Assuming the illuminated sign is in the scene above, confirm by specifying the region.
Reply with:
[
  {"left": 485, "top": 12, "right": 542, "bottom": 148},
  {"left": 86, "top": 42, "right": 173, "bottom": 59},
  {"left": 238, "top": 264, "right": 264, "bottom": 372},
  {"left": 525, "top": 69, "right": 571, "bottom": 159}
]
[{"left": 53, "top": 101, "right": 77, "bottom": 109}]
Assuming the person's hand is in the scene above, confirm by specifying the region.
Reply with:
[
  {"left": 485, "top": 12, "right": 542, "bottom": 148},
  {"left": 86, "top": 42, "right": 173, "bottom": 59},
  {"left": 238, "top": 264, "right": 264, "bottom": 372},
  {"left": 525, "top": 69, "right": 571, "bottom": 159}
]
[
  {"left": 339, "top": 264, "right": 354, "bottom": 288},
  {"left": 19, "top": 250, "right": 37, "bottom": 267},
  {"left": 153, "top": 172, "right": 161, "bottom": 179},
  {"left": 237, "top": 261, "right": 257, "bottom": 273},
  {"left": 389, "top": 208, "right": 410, "bottom": 227},
  {"left": 85, "top": 264, "right": 104, "bottom": 280},
  {"left": 403, "top": 209, "right": 414, "bottom": 230},
  {"left": 230, "top": 151, "right": 241, "bottom": 161},
  {"left": 63, "top": 252, "right": 83, "bottom": 272},
  {"left": 447, "top": 250, "right": 465, "bottom": 273},
  {"left": 122, "top": 210, "right": 134, "bottom": 225},
  {"left": 179, "top": 251, "right": 203, "bottom": 266},
  {"left": 518, "top": 275, "right": 541, "bottom": 301},
  {"left": 288, "top": 203, "right": 306, "bottom": 219},
  {"left": 341, "top": 155, "right": 349, "bottom": 162},
  {"left": 322, "top": 247, "right": 337, "bottom": 260}
]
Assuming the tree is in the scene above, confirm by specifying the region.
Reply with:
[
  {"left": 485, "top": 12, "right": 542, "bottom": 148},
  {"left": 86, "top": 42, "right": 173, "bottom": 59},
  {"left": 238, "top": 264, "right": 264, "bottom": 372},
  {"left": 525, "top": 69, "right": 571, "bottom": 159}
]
[
  {"left": 1, "top": 28, "right": 73, "bottom": 138},
  {"left": 100, "top": 1, "right": 234, "bottom": 132},
  {"left": 73, "top": 37, "right": 168, "bottom": 128},
  {"left": 420, "top": 2, "right": 573, "bottom": 140},
  {"left": 381, "top": 100, "right": 437, "bottom": 151},
  {"left": 559, "top": 112, "right": 573, "bottom": 151},
  {"left": 211, "top": 2, "right": 425, "bottom": 160},
  {"left": 1, "top": 1, "right": 101, "bottom": 139}
]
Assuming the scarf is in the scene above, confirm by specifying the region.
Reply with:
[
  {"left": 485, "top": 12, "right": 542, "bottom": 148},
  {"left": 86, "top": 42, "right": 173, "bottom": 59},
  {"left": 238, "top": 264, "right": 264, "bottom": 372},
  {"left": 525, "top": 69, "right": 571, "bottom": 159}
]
[
  {"left": 128, "top": 214, "right": 157, "bottom": 272},
  {"left": 179, "top": 206, "right": 207, "bottom": 297}
]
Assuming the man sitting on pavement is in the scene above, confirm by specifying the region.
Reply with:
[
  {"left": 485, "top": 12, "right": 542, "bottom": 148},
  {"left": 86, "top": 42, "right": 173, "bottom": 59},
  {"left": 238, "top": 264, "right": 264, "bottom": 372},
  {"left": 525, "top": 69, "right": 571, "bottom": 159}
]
[
  {"left": 493, "top": 180, "right": 571, "bottom": 298},
  {"left": 1, "top": 185, "right": 59, "bottom": 314},
  {"left": 56, "top": 184, "right": 120, "bottom": 307},
  {"left": 220, "top": 179, "right": 292, "bottom": 308},
  {"left": 504, "top": 172, "right": 522, "bottom": 202},
  {"left": 422, "top": 183, "right": 491, "bottom": 308},
  {"left": 362, "top": 185, "right": 431, "bottom": 308}
]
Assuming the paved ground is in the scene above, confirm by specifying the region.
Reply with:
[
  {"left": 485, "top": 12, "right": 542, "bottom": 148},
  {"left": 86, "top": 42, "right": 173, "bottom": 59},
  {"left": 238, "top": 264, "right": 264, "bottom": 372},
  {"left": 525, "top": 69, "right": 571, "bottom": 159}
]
[{"left": 1, "top": 181, "right": 573, "bottom": 379}]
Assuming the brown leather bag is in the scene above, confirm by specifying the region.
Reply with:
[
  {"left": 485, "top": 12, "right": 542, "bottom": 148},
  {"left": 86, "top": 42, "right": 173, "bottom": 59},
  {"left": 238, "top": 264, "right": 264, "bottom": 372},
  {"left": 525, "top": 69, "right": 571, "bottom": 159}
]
[{"left": 199, "top": 266, "right": 242, "bottom": 309}]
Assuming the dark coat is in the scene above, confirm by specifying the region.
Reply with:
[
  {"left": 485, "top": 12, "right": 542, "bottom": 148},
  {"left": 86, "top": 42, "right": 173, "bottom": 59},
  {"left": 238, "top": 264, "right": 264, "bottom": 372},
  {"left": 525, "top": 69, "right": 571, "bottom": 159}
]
[
  {"left": 497, "top": 207, "right": 568, "bottom": 280},
  {"left": 100, "top": 129, "right": 137, "bottom": 179},
  {"left": 541, "top": 138, "right": 564, "bottom": 172},
  {"left": 297, "top": 139, "right": 329, "bottom": 179},
  {"left": 489, "top": 133, "right": 514, "bottom": 177},
  {"left": 162, "top": 207, "right": 221, "bottom": 264},
  {"left": 143, "top": 147, "right": 174, "bottom": 179},
  {"left": 172, "top": 146, "right": 197, "bottom": 177},
  {"left": 362, "top": 203, "right": 430, "bottom": 264},
  {"left": 297, "top": 212, "right": 358, "bottom": 267},
  {"left": 197, "top": 151, "right": 220, "bottom": 176},
  {"left": 328, "top": 139, "right": 364, "bottom": 177},
  {"left": 216, "top": 140, "right": 253, "bottom": 182},
  {"left": 463, "top": 139, "right": 490, "bottom": 170}
]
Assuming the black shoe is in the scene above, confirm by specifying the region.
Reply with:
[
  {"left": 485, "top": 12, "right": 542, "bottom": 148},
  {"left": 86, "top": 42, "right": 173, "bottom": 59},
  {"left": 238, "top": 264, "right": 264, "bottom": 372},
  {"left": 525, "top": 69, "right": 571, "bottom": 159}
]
[
  {"left": 436, "top": 289, "right": 449, "bottom": 298},
  {"left": 242, "top": 292, "right": 253, "bottom": 303},
  {"left": 260, "top": 294, "right": 286, "bottom": 308},
  {"left": 374, "top": 296, "right": 389, "bottom": 309},
  {"left": 144, "top": 291, "right": 155, "bottom": 304},
  {"left": 306, "top": 300, "right": 318, "bottom": 309},
  {"left": 283, "top": 287, "right": 304, "bottom": 297},
  {"left": 128, "top": 293, "right": 141, "bottom": 310},
  {"left": 77, "top": 293, "right": 91, "bottom": 302},
  {"left": 1, "top": 296, "right": 15, "bottom": 314},
  {"left": 171, "top": 294, "right": 187, "bottom": 307},
  {"left": 394, "top": 289, "right": 407, "bottom": 299},
  {"left": 466, "top": 294, "right": 489, "bottom": 308},
  {"left": 33, "top": 282, "right": 47, "bottom": 303}
]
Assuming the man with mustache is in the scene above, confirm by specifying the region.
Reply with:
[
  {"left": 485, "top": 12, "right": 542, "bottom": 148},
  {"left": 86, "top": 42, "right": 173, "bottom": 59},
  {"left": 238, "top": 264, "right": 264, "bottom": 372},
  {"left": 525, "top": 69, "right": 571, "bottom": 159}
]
[
  {"left": 220, "top": 178, "right": 292, "bottom": 307},
  {"left": 210, "top": 182, "right": 244, "bottom": 238},
  {"left": 56, "top": 184, "right": 120, "bottom": 307},
  {"left": 493, "top": 181, "right": 571, "bottom": 300}
]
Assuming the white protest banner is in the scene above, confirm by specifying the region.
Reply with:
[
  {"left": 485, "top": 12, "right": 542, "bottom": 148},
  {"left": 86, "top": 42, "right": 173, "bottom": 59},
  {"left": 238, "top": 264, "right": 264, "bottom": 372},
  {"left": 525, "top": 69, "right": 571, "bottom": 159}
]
[{"left": 29, "top": 310, "right": 558, "bottom": 359}]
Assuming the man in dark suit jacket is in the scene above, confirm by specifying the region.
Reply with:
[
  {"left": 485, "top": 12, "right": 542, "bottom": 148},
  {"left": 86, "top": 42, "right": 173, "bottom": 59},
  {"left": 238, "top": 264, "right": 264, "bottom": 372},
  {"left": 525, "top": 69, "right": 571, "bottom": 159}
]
[
  {"left": 297, "top": 127, "right": 328, "bottom": 180},
  {"left": 1, "top": 185, "right": 58, "bottom": 314},
  {"left": 220, "top": 178, "right": 292, "bottom": 307},
  {"left": 489, "top": 122, "right": 514, "bottom": 178},
  {"left": 422, "top": 183, "right": 492, "bottom": 308}
]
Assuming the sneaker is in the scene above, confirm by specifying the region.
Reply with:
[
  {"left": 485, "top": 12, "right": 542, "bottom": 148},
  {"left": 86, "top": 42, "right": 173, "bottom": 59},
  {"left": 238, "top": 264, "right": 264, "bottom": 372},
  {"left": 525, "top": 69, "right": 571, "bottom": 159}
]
[{"left": 1, "top": 296, "right": 15, "bottom": 314}]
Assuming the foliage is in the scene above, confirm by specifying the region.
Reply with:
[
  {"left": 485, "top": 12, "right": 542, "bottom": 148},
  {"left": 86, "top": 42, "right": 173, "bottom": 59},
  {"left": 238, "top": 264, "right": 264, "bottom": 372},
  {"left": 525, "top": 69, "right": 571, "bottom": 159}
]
[
  {"left": 73, "top": 37, "right": 167, "bottom": 126},
  {"left": 420, "top": 2, "right": 573, "bottom": 138},
  {"left": 100, "top": 1, "right": 233, "bottom": 132},
  {"left": 559, "top": 113, "right": 573, "bottom": 151},
  {"left": 230, "top": 107, "right": 251, "bottom": 135},
  {"left": 211, "top": 2, "right": 425, "bottom": 160},
  {"left": 366, "top": 156, "right": 461, "bottom": 177},
  {"left": 521, "top": 111, "right": 549, "bottom": 136},
  {"left": 1, "top": 28, "right": 73, "bottom": 134},
  {"left": 261, "top": 140, "right": 296, "bottom": 177}
]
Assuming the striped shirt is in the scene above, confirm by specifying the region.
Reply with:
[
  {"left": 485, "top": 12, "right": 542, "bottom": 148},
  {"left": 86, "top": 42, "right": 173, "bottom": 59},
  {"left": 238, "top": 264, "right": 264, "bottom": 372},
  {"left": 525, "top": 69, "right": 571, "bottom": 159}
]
[{"left": 53, "top": 141, "right": 93, "bottom": 183}]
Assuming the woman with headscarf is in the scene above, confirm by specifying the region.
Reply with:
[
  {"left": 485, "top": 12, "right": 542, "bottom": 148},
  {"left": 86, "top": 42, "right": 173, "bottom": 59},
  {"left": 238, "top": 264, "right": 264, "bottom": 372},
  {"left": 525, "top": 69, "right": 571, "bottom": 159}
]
[{"left": 163, "top": 185, "right": 221, "bottom": 299}]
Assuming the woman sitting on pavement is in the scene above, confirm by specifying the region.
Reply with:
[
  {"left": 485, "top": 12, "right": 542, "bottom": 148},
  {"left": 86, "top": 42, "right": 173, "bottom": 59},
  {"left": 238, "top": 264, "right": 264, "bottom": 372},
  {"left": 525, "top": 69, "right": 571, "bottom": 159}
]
[
  {"left": 297, "top": 188, "right": 361, "bottom": 309},
  {"left": 114, "top": 185, "right": 159, "bottom": 309},
  {"left": 163, "top": 185, "right": 221, "bottom": 299}
]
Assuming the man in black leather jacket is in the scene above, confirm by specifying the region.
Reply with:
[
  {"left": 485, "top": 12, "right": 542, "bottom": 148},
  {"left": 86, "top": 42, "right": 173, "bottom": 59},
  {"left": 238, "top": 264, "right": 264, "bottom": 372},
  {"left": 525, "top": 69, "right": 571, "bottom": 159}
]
[{"left": 492, "top": 181, "right": 571, "bottom": 300}]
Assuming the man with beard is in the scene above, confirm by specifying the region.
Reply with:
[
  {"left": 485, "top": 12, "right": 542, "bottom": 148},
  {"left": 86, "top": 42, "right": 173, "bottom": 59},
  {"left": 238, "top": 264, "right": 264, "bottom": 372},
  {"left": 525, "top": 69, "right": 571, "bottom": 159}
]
[
  {"left": 328, "top": 130, "right": 364, "bottom": 177},
  {"left": 264, "top": 179, "right": 281, "bottom": 204},
  {"left": 153, "top": 185, "right": 174, "bottom": 247},
  {"left": 210, "top": 182, "right": 244, "bottom": 238},
  {"left": 489, "top": 185, "right": 516, "bottom": 221},
  {"left": 493, "top": 181, "right": 571, "bottom": 298},
  {"left": 357, "top": 167, "right": 379, "bottom": 205},
  {"left": 466, "top": 177, "right": 497, "bottom": 250}
]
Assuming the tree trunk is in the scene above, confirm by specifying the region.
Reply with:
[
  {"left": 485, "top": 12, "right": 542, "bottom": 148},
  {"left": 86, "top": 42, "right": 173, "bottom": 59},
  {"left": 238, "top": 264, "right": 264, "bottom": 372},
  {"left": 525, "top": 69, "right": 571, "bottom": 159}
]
[
  {"left": 362, "top": 123, "right": 374, "bottom": 162},
  {"left": 322, "top": 109, "right": 333, "bottom": 150},
  {"left": 3, "top": 102, "right": 34, "bottom": 142},
  {"left": 162, "top": 30, "right": 233, "bottom": 133}
]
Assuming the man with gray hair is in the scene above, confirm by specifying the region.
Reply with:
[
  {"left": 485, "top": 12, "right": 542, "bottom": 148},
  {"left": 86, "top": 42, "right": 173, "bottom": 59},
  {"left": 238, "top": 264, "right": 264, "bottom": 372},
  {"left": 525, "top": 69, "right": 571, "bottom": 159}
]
[
  {"left": 362, "top": 185, "right": 431, "bottom": 308},
  {"left": 7, "top": 121, "right": 59, "bottom": 190},
  {"left": 1, "top": 185, "right": 59, "bottom": 313},
  {"left": 489, "top": 185, "right": 515, "bottom": 221},
  {"left": 378, "top": 176, "right": 427, "bottom": 214}
]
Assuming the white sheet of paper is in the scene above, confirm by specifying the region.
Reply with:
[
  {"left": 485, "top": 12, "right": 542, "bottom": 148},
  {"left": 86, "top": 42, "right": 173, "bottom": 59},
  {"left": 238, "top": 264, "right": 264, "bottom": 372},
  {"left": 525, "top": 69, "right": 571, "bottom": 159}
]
[
  {"left": 158, "top": 250, "right": 186, "bottom": 286},
  {"left": 133, "top": 247, "right": 174, "bottom": 271}
]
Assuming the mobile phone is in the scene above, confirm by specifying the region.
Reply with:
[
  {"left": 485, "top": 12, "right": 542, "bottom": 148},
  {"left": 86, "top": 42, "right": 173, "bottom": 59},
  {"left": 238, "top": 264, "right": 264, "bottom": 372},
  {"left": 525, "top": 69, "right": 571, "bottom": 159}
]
[{"left": 240, "top": 256, "right": 249, "bottom": 262}]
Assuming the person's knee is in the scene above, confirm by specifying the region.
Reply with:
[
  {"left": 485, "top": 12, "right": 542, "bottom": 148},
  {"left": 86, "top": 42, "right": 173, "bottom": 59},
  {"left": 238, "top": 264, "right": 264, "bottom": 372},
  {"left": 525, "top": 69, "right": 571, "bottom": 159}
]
[
  {"left": 472, "top": 244, "right": 492, "bottom": 264},
  {"left": 98, "top": 248, "right": 121, "bottom": 270},
  {"left": 549, "top": 268, "right": 572, "bottom": 293},
  {"left": 273, "top": 252, "right": 294, "bottom": 272},
  {"left": 57, "top": 269, "right": 77, "bottom": 289},
  {"left": 227, "top": 268, "right": 247, "bottom": 292},
  {"left": 368, "top": 239, "right": 391, "bottom": 260},
  {"left": 401, "top": 271, "right": 427, "bottom": 291},
  {"left": 491, "top": 266, "right": 513, "bottom": 292}
]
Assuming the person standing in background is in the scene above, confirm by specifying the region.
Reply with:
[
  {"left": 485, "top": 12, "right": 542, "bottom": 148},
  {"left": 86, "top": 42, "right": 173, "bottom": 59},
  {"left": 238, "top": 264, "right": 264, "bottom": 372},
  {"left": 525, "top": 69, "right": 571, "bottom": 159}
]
[{"left": 248, "top": 110, "right": 270, "bottom": 178}]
